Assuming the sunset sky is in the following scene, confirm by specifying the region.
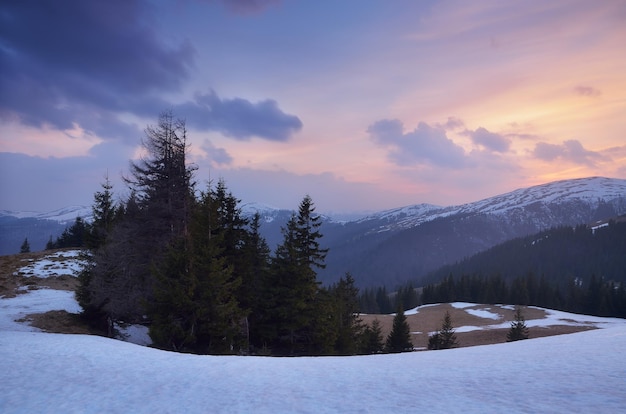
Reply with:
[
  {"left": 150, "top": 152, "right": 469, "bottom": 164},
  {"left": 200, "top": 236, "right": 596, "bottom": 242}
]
[{"left": 1, "top": 0, "right": 625, "bottom": 214}]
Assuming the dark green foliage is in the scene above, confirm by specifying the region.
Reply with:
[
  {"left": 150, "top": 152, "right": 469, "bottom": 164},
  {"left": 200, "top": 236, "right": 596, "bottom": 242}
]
[
  {"left": 427, "top": 222, "right": 626, "bottom": 290},
  {"left": 385, "top": 304, "right": 413, "bottom": 353},
  {"left": 148, "top": 184, "right": 246, "bottom": 354},
  {"left": 428, "top": 310, "right": 459, "bottom": 350},
  {"left": 20, "top": 238, "right": 30, "bottom": 253},
  {"left": 45, "top": 236, "right": 55, "bottom": 250},
  {"left": 507, "top": 306, "right": 529, "bottom": 342},
  {"left": 394, "top": 282, "right": 420, "bottom": 310},
  {"left": 358, "top": 286, "right": 394, "bottom": 314},
  {"left": 422, "top": 269, "right": 626, "bottom": 319},
  {"left": 262, "top": 195, "right": 329, "bottom": 355},
  {"left": 50, "top": 217, "right": 90, "bottom": 249},
  {"left": 78, "top": 112, "right": 195, "bottom": 326},
  {"left": 88, "top": 175, "right": 117, "bottom": 249},
  {"left": 359, "top": 318, "right": 384, "bottom": 354},
  {"left": 80, "top": 111, "right": 382, "bottom": 356}
]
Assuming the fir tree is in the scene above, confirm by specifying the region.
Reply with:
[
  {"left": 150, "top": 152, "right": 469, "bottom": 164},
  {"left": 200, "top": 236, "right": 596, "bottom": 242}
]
[
  {"left": 507, "top": 306, "right": 529, "bottom": 342},
  {"left": 265, "top": 195, "right": 328, "bottom": 355},
  {"left": 428, "top": 310, "right": 459, "bottom": 350},
  {"left": 78, "top": 111, "right": 196, "bottom": 327},
  {"left": 88, "top": 174, "right": 117, "bottom": 249},
  {"left": 20, "top": 238, "right": 30, "bottom": 253},
  {"left": 360, "top": 318, "right": 384, "bottom": 354},
  {"left": 331, "top": 273, "right": 363, "bottom": 355},
  {"left": 385, "top": 304, "right": 413, "bottom": 353}
]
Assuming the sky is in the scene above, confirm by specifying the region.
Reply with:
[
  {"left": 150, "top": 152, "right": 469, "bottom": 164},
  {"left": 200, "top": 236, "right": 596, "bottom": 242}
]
[{"left": 1, "top": 0, "right": 625, "bottom": 214}]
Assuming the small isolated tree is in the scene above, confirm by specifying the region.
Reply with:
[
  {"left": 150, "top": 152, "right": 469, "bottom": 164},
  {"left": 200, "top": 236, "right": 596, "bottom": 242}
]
[
  {"left": 507, "top": 306, "right": 529, "bottom": 342},
  {"left": 428, "top": 310, "right": 459, "bottom": 350},
  {"left": 20, "top": 238, "right": 30, "bottom": 253},
  {"left": 385, "top": 304, "right": 413, "bottom": 353},
  {"left": 360, "top": 318, "right": 384, "bottom": 354}
]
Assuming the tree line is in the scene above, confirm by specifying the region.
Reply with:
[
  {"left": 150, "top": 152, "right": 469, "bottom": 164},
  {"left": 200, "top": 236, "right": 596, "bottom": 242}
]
[{"left": 421, "top": 271, "right": 626, "bottom": 318}]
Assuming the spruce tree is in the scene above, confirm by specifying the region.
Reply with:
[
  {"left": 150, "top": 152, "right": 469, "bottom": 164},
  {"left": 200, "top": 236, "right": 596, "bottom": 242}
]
[
  {"left": 360, "top": 318, "right": 384, "bottom": 354},
  {"left": 331, "top": 273, "right": 363, "bottom": 355},
  {"left": 89, "top": 174, "right": 117, "bottom": 248},
  {"left": 265, "top": 195, "right": 328, "bottom": 355},
  {"left": 428, "top": 310, "right": 459, "bottom": 350},
  {"left": 20, "top": 238, "right": 30, "bottom": 253},
  {"left": 507, "top": 306, "right": 529, "bottom": 342},
  {"left": 385, "top": 304, "right": 413, "bottom": 353},
  {"left": 78, "top": 111, "right": 196, "bottom": 327}
]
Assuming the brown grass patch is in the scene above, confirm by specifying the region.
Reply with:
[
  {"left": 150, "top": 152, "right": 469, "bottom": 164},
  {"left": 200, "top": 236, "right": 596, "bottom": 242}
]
[
  {"left": 18, "top": 310, "right": 93, "bottom": 334},
  {"left": 0, "top": 249, "right": 81, "bottom": 298},
  {"left": 360, "top": 304, "right": 596, "bottom": 349}
]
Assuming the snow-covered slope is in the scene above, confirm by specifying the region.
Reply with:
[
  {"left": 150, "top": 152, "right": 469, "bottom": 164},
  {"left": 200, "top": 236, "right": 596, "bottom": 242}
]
[
  {"left": 0, "top": 205, "right": 92, "bottom": 224},
  {"left": 357, "top": 177, "right": 626, "bottom": 232},
  {"left": 2, "top": 326, "right": 626, "bottom": 413}
]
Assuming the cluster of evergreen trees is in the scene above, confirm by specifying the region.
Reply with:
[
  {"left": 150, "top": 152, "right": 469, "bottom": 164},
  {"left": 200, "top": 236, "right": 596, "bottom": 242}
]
[
  {"left": 45, "top": 216, "right": 90, "bottom": 250},
  {"left": 422, "top": 272, "right": 626, "bottom": 318},
  {"left": 358, "top": 282, "right": 419, "bottom": 314},
  {"left": 77, "top": 112, "right": 367, "bottom": 356}
]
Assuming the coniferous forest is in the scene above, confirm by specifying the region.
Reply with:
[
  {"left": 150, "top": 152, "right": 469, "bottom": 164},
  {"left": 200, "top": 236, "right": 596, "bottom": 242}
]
[{"left": 76, "top": 112, "right": 365, "bottom": 356}]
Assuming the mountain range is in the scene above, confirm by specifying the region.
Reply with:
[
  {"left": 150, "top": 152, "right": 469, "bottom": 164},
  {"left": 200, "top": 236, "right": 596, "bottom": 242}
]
[{"left": 2, "top": 177, "right": 625, "bottom": 287}]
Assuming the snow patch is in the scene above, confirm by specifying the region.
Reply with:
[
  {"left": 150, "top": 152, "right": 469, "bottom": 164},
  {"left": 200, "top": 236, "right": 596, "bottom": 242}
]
[
  {"left": 464, "top": 308, "right": 501, "bottom": 320},
  {"left": 16, "top": 250, "right": 86, "bottom": 278}
]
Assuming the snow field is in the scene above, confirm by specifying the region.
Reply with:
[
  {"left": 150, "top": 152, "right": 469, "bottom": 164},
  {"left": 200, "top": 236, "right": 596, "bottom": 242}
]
[
  {"left": 2, "top": 250, "right": 626, "bottom": 413},
  {"left": 1, "top": 326, "right": 626, "bottom": 413}
]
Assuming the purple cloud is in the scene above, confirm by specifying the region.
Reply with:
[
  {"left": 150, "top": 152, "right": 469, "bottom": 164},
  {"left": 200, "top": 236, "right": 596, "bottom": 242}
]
[
  {"left": 368, "top": 120, "right": 468, "bottom": 168},
  {"left": 469, "top": 127, "right": 511, "bottom": 153},
  {"left": 0, "top": 1, "right": 194, "bottom": 137},
  {"left": 533, "top": 140, "right": 606, "bottom": 166},
  {"left": 176, "top": 91, "right": 302, "bottom": 142},
  {"left": 200, "top": 139, "right": 233, "bottom": 165},
  {"left": 0, "top": 1, "right": 300, "bottom": 143},
  {"left": 215, "top": 0, "right": 281, "bottom": 14}
]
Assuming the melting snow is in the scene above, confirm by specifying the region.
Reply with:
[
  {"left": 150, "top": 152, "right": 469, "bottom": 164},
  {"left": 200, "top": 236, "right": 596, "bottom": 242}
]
[{"left": 15, "top": 250, "right": 86, "bottom": 278}]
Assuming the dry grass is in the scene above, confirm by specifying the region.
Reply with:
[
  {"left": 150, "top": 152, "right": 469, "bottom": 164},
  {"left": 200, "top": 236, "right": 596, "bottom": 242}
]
[
  {"left": 360, "top": 303, "right": 596, "bottom": 349},
  {"left": 0, "top": 249, "right": 80, "bottom": 298}
]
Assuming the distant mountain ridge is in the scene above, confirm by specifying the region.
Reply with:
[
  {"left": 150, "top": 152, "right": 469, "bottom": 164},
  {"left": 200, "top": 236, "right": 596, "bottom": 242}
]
[
  {"left": 315, "top": 177, "right": 626, "bottom": 287},
  {"left": 0, "top": 205, "right": 93, "bottom": 224},
  {"left": 2, "top": 177, "right": 625, "bottom": 287}
]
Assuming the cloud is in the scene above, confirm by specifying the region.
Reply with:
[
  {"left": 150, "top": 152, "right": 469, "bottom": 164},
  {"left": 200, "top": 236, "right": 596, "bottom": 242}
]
[
  {"left": 0, "top": 1, "right": 299, "bottom": 144},
  {"left": 214, "top": 0, "right": 281, "bottom": 15},
  {"left": 368, "top": 119, "right": 468, "bottom": 168},
  {"left": 176, "top": 91, "right": 302, "bottom": 141},
  {"left": 468, "top": 127, "right": 511, "bottom": 153},
  {"left": 439, "top": 117, "right": 465, "bottom": 131},
  {"left": 574, "top": 85, "right": 601, "bottom": 97},
  {"left": 200, "top": 139, "right": 233, "bottom": 166},
  {"left": 532, "top": 140, "right": 606, "bottom": 166},
  {"left": 0, "top": 1, "right": 194, "bottom": 135}
]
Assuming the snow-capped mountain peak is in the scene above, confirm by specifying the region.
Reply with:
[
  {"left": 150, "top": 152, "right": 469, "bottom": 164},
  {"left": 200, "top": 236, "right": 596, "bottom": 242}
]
[
  {"left": 355, "top": 177, "right": 626, "bottom": 232},
  {"left": 0, "top": 205, "right": 93, "bottom": 224}
]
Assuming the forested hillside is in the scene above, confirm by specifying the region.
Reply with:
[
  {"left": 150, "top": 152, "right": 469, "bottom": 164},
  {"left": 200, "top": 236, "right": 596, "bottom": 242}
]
[
  {"left": 426, "top": 220, "right": 626, "bottom": 286},
  {"left": 420, "top": 220, "right": 626, "bottom": 318}
]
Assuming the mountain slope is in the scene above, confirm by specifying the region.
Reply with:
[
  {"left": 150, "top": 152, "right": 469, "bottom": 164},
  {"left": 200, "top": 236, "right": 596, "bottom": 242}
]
[
  {"left": 3, "top": 177, "right": 625, "bottom": 288},
  {"left": 319, "top": 177, "right": 626, "bottom": 287},
  {"left": 425, "top": 217, "right": 626, "bottom": 287},
  {"left": 0, "top": 206, "right": 91, "bottom": 255}
]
